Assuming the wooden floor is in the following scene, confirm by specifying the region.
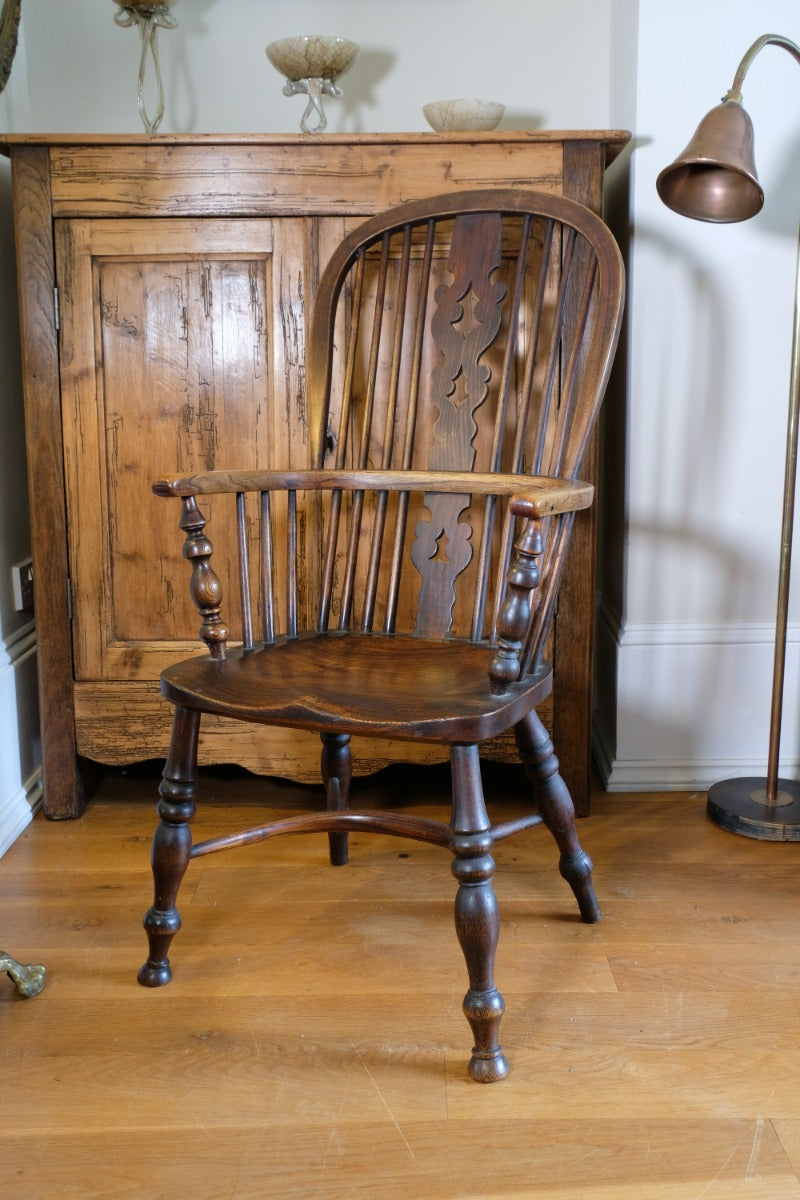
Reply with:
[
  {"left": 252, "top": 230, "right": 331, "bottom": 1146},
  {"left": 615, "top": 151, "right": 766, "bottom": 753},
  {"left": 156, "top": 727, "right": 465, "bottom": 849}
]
[{"left": 2, "top": 761, "right": 800, "bottom": 1199}]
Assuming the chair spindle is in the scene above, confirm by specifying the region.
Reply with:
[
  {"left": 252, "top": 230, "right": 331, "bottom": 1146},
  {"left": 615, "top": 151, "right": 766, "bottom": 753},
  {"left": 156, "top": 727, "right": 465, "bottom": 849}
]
[
  {"left": 260, "top": 490, "right": 275, "bottom": 644},
  {"left": 286, "top": 489, "right": 297, "bottom": 638},
  {"left": 531, "top": 226, "right": 578, "bottom": 475},
  {"left": 339, "top": 489, "right": 366, "bottom": 631},
  {"left": 318, "top": 489, "right": 343, "bottom": 633},
  {"left": 383, "top": 222, "right": 436, "bottom": 630},
  {"left": 236, "top": 491, "right": 254, "bottom": 651},
  {"left": 334, "top": 249, "right": 367, "bottom": 464}
]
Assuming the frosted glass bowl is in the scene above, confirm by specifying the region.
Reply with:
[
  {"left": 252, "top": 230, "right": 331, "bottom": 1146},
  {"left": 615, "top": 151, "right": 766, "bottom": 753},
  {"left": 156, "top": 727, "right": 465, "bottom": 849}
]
[
  {"left": 266, "top": 35, "right": 359, "bottom": 83},
  {"left": 423, "top": 98, "right": 505, "bottom": 132},
  {"left": 266, "top": 35, "right": 359, "bottom": 134}
]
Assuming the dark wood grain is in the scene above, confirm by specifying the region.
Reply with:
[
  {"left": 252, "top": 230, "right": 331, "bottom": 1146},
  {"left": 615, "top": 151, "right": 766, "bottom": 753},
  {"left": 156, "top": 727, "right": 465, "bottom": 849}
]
[{"left": 160, "top": 636, "right": 553, "bottom": 741}]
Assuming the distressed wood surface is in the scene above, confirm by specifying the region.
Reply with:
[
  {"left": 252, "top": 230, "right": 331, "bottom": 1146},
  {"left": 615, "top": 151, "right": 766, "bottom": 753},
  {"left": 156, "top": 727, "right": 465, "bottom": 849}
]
[
  {"left": 56, "top": 217, "right": 286, "bottom": 680},
  {"left": 9, "top": 146, "right": 83, "bottom": 818},
  {"left": 2, "top": 781, "right": 799, "bottom": 1196},
  {"left": 0, "top": 132, "right": 630, "bottom": 217}
]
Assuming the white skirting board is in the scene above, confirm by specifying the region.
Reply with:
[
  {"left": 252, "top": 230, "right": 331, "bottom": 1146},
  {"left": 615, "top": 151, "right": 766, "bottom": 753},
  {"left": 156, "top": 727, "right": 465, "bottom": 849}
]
[
  {"left": 593, "top": 603, "right": 800, "bottom": 793},
  {"left": 0, "top": 625, "right": 41, "bottom": 857},
  {"left": 0, "top": 774, "right": 42, "bottom": 858}
]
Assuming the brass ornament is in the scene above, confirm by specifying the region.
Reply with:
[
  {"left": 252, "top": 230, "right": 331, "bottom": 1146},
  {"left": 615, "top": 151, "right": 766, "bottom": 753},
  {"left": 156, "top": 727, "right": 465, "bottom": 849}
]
[{"left": 1, "top": 950, "right": 45, "bottom": 997}]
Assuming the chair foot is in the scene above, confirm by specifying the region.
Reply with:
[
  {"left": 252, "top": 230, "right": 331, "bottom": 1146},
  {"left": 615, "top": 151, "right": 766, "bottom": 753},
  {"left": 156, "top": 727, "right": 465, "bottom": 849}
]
[
  {"left": 138, "top": 707, "right": 198, "bottom": 987},
  {"left": 468, "top": 1050, "right": 510, "bottom": 1083},
  {"left": 558, "top": 849, "right": 601, "bottom": 924},
  {"left": 138, "top": 906, "right": 181, "bottom": 987},
  {"left": 321, "top": 732, "right": 352, "bottom": 866},
  {"left": 327, "top": 833, "right": 349, "bottom": 867},
  {"left": 451, "top": 744, "right": 509, "bottom": 1081},
  {"left": 137, "top": 958, "right": 173, "bottom": 988},
  {"left": 139, "top": 809, "right": 192, "bottom": 987},
  {"left": 464, "top": 988, "right": 510, "bottom": 1082},
  {"left": 516, "top": 711, "right": 602, "bottom": 924}
]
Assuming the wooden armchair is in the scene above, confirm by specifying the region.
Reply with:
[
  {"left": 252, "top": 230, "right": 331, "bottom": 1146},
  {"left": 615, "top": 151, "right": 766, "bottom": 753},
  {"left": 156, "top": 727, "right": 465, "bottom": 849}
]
[{"left": 137, "top": 188, "right": 625, "bottom": 1082}]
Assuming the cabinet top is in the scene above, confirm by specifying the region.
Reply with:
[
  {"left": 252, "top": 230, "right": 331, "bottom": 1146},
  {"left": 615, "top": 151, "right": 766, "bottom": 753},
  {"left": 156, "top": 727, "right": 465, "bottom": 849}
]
[
  {"left": 0, "top": 129, "right": 631, "bottom": 161},
  {"left": 1, "top": 131, "right": 631, "bottom": 219}
]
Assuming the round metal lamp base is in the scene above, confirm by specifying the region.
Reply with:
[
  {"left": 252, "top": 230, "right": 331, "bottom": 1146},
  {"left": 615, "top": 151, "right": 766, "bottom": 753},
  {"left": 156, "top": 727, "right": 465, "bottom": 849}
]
[{"left": 707, "top": 777, "right": 800, "bottom": 840}]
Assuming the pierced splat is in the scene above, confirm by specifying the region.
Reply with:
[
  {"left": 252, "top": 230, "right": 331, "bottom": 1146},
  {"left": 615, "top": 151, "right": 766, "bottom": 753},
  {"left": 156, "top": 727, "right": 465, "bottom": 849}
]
[
  {"left": 428, "top": 212, "right": 506, "bottom": 465},
  {"left": 451, "top": 285, "right": 483, "bottom": 339},
  {"left": 410, "top": 495, "right": 474, "bottom": 636},
  {"left": 411, "top": 213, "right": 506, "bottom": 636},
  {"left": 431, "top": 530, "right": 450, "bottom": 563}
]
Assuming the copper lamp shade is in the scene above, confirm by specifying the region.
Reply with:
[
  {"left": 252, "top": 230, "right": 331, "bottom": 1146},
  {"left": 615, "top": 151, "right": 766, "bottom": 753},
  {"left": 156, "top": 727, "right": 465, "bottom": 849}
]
[{"left": 656, "top": 100, "right": 764, "bottom": 223}]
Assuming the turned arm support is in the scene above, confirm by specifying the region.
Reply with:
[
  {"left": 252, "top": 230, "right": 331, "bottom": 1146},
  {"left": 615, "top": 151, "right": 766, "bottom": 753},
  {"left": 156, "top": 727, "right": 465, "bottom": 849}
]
[
  {"left": 176, "top": 494, "right": 228, "bottom": 660},
  {"left": 488, "top": 489, "right": 593, "bottom": 694},
  {"left": 489, "top": 510, "right": 544, "bottom": 695}
]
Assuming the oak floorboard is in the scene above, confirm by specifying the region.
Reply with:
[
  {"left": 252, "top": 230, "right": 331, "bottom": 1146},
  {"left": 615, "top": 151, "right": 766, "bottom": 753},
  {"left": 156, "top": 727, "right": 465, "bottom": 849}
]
[
  {"left": 775, "top": 1122, "right": 800, "bottom": 1177},
  {"left": 2, "top": 771, "right": 799, "bottom": 1197},
  {"left": 608, "top": 944, "right": 800, "bottom": 991},
  {"left": 1, "top": 1119, "right": 795, "bottom": 1200}
]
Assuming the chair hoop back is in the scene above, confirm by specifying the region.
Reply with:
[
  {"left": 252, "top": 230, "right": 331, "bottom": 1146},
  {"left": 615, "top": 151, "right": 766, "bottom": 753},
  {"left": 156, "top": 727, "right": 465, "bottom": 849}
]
[{"left": 156, "top": 189, "right": 624, "bottom": 665}]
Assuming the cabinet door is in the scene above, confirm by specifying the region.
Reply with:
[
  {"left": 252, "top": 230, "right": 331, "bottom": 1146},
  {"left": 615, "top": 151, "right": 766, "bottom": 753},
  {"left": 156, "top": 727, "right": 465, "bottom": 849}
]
[{"left": 56, "top": 216, "right": 321, "bottom": 683}]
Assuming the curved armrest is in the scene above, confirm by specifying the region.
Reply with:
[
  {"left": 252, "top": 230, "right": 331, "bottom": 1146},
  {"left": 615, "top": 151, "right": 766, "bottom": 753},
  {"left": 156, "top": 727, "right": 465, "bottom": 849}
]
[
  {"left": 154, "top": 468, "right": 594, "bottom": 516},
  {"left": 510, "top": 479, "right": 594, "bottom": 520}
]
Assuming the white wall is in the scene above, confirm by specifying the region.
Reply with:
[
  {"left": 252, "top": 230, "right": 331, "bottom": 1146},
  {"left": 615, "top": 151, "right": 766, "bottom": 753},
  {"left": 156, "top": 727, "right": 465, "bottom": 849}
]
[
  {"left": 21, "top": 0, "right": 612, "bottom": 134},
  {"left": 596, "top": 0, "right": 800, "bottom": 789}
]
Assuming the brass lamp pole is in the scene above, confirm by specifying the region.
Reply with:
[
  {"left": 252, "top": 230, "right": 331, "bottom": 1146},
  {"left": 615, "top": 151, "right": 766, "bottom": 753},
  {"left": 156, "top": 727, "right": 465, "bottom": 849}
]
[{"left": 657, "top": 33, "right": 800, "bottom": 841}]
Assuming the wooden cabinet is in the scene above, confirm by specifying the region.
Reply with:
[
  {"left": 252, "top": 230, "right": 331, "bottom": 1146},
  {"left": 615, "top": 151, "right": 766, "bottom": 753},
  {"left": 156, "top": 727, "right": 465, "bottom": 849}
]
[{"left": 0, "top": 132, "right": 628, "bottom": 819}]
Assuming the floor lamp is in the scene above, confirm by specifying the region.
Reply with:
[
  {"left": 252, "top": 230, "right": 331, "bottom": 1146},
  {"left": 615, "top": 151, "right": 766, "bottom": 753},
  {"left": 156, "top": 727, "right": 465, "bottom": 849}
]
[{"left": 657, "top": 33, "right": 800, "bottom": 841}]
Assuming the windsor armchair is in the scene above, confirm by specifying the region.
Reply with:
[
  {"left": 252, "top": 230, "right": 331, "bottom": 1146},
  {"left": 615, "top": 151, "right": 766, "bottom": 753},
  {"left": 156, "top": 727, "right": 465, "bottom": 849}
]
[{"left": 138, "top": 188, "right": 625, "bottom": 1082}]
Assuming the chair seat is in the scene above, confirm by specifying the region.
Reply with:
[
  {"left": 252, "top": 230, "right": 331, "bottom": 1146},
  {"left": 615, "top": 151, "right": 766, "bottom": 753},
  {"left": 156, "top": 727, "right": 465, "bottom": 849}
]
[{"left": 161, "top": 633, "right": 552, "bottom": 743}]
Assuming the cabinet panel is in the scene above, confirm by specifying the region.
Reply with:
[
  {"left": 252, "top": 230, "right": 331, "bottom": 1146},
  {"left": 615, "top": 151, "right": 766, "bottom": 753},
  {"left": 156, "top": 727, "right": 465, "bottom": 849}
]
[{"left": 56, "top": 217, "right": 309, "bottom": 681}]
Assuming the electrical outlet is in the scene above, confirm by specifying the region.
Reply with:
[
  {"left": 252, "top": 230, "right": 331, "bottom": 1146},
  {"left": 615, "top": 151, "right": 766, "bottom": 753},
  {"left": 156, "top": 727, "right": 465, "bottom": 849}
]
[{"left": 12, "top": 558, "right": 34, "bottom": 612}]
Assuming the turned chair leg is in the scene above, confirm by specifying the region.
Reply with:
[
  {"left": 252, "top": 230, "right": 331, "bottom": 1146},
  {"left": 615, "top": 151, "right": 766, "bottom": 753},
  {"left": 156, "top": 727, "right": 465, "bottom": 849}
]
[
  {"left": 321, "top": 732, "right": 352, "bottom": 866},
  {"left": 138, "top": 706, "right": 200, "bottom": 987},
  {"left": 450, "top": 743, "right": 509, "bottom": 1083},
  {"left": 515, "top": 711, "right": 602, "bottom": 924}
]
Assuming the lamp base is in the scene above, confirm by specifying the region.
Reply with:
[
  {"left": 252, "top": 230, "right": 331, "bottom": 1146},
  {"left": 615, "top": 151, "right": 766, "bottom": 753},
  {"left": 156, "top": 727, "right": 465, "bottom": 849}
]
[{"left": 707, "top": 776, "right": 800, "bottom": 840}]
